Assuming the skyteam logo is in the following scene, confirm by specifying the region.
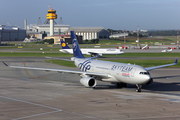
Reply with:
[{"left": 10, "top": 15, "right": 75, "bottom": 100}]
[
  {"left": 73, "top": 39, "right": 77, "bottom": 51},
  {"left": 78, "top": 60, "right": 91, "bottom": 72}
]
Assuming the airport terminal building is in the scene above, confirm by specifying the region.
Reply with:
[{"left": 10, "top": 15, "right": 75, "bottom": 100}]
[
  {"left": 25, "top": 17, "right": 110, "bottom": 41},
  {"left": 0, "top": 24, "right": 109, "bottom": 43},
  {"left": 27, "top": 25, "right": 109, "bottom": 40},
  {"left": 0, "top": 21, "right": 109, "bottom": 42}
]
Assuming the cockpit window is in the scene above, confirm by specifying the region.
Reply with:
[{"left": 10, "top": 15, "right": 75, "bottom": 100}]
[{"left": 139, "top": 71, "right": 149, "bottom": 75}]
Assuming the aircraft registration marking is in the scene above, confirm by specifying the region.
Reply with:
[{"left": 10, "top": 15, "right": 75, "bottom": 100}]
[{"left": 122, "top": 73, "right": 130, "bottom": 77}]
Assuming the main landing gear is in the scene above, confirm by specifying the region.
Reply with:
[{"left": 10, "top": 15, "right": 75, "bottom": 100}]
[
  {"left": 116, "top": 83, "right": 142, "bottom": 92},
  {"left": 136, "top": 84, "right": 142, "bottom": 92}
]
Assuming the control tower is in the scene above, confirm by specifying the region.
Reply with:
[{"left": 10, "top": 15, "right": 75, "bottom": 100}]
[{"left": 46, "top": 8, "right": 57, "bottom": 36}]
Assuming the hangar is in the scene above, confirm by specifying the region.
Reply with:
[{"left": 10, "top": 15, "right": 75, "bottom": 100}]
[
  {"left": 0, "top": 25, "right": 26, "bottom": 42},
  {"left": 65, "top": 27, "right": 109, "bottom": 40}
]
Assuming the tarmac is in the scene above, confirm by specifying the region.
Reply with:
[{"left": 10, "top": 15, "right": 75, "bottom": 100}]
[{"left": 0, "top": 57, "right": 180, "bottom": 120}]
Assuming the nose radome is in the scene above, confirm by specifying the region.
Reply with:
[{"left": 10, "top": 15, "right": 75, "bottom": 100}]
[
  {"left": 138, "top": 75, "right": 151, "bottom": 85},
  {"left": 144, "top": 75, "right": 151, "bottom": 83}
]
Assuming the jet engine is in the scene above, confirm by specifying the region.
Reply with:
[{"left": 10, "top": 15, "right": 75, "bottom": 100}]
[{"left": 80, "top": 77, "right": 97, "bottom": 87}]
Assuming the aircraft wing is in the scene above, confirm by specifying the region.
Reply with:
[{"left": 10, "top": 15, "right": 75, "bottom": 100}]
[
  {"left": 145, "top": 59, "right": 177, "bottom": 71},
  {"left": 2, "top": 62, "right": 111, "bottom": 79}
]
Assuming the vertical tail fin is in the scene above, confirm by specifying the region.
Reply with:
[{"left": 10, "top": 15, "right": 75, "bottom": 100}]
[
  {"left": 71, "top": 31, "right": 85, "bottom": 58},
  {"left": 60, "top": 40, "right": 70, "bottom": 49}
]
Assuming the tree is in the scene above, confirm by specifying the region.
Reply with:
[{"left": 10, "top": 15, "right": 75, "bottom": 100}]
[
  {"left": 95, "top": 39, "right": 99, "bottom": 43},
  {"left": 91, "top": 39, "right": 96, "bottom": 44},
  {"left": 48, "top": 38, "right": 54, "bottom": 44},
  {"left": 85, "top": 39, "right": 88, "bottom": 43}
]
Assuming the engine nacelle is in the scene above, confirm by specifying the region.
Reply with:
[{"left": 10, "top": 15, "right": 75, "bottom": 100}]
[{"left": 80, "top": 77, "right": 97, "bottom": 88}]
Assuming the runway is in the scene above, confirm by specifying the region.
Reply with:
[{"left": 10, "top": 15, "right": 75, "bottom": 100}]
[
  {"left": 123, "top": 48, "right": 180, "bottom": 53},
  {"left": 0, "top": 57, "right": 180, "bottom": 119}
]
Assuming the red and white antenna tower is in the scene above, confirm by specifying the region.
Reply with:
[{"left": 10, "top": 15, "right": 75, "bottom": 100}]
[
  {"left": 137, "top": 25, "right": 139, "bottom": 47},
  {"left": 124, "top": 30, "right": 126, "bottom": 49},
  {"left": 177, "top": 29, "right": 179, "bottom": 46}
]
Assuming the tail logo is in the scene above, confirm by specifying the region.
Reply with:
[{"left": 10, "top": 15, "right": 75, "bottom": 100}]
[
  {"left": 62, "top": 43, "right": 66, "bottom": 47},
  {"left": 78, "top": 60, "right": 91, "bottom": 72},
  {"left": 73, "top": 39, "right": 77, "bottom": 51}
]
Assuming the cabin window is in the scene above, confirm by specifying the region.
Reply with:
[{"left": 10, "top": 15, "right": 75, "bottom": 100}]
[{"left": 139, "top": 72, "right": 149, "bottom": 75}]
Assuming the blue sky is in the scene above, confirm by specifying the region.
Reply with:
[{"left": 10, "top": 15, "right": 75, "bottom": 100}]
[{"left": 0, "top": 0, "right": 180, "bottom": 30}]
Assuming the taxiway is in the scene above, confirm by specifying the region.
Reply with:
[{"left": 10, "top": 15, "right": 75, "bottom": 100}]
[{"left": 0, "top": 57, "right": 180, "bottom": 120}]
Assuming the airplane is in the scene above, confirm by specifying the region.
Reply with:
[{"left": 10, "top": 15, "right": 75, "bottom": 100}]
[
  {"left": 161, "top": 48, "right": 172, "bottom": 52},
  {"left": 121, "top": 45, "right": 129, "bottom": 49},
  {"left": 59, "top": 40, "right": 124, "bottom": 57},
  {"left": 142, "top": 44, "right": 149, "bottom": 50},
  {"left": 3, "top": 31, "right": 178, "bottom": 92}
]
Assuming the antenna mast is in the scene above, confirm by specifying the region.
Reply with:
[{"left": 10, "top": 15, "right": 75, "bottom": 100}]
[
  {"left": 37, "top": 17, "right": 42, "bottom": 25},
  {"left": 137, "top": 25, "right": 139, "bottom": 47},
  {"left": 124, "top": 30, "right": 126, "bottom": 49},
  {"left": 177, "top": 29, "right": 179, "bottom": 46},
  {"left": 59, "top": 17, "right": 63, "bottom": 25}
]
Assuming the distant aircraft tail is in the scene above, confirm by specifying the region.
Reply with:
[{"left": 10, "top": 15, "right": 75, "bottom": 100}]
[
  {"left": 60, "top": 40, "right": 70, "bottom": 49},
  {"left": 71, "top": 31, "right": 85, "bottom": 58}
]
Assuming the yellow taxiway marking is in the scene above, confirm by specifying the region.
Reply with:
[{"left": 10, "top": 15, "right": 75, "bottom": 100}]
[{"left": 23, "top": 60, "right": 31, "bottom": 77}]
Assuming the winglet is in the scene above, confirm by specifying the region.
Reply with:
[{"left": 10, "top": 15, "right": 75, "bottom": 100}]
[
  {"left": 175, "top": 59, "right": 178, "bottom": 64},
  {"left": 2, "top": 61, "right": 8, "bottom": 66}
]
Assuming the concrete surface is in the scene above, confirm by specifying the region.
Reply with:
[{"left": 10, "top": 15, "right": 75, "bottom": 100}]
[{"left": 0, "top": 57, "right": 180, "bottom": 120}]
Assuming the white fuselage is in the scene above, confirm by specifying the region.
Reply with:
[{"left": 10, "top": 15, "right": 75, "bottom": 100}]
[
  {"left": 73, "top": 58, "right": 151, "bottom": 85},
  {"left": 59, "top": 48, "right": 124, "bottom": 55}
]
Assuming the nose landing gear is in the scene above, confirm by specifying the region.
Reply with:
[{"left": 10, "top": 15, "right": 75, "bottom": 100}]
[{"left": 136, "top": 84, "right": 142, "bottom": 92}]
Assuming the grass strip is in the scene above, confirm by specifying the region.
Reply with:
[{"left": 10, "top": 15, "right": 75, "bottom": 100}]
[
  {"left": 0, "top": 52, "right": 73, "bottom": 57},
  {"left": 101, "top": 59, "right": 179, "bottom": 68},
  {"left": 104, "top": 53, "right": 180, "bottom": 57},
  {"left": 0, "top": 52, "right": 180, "bottom": 57}
]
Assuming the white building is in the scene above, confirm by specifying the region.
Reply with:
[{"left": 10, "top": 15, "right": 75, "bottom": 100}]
[
  {"left": 27, "top": 24, "right": 110, "bottom": 40},
  {"left": 27, "top": 24, "right": 70, "bottom": 36},
  {"left": 66, "top": 27, "right": 109, "bottom": 40}
]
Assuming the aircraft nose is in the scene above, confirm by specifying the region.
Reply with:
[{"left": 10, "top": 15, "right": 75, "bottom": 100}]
[{"left": 144, "top": 75, "right": 151, "bottom": 83}]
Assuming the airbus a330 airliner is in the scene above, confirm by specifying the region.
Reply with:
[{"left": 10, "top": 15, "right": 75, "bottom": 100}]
[
  {"left": 59, "top": 39, "right": 124, "bottom": 57},
  {"left": 3, "top": 31, "right": 178, "bottom": 92}
]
